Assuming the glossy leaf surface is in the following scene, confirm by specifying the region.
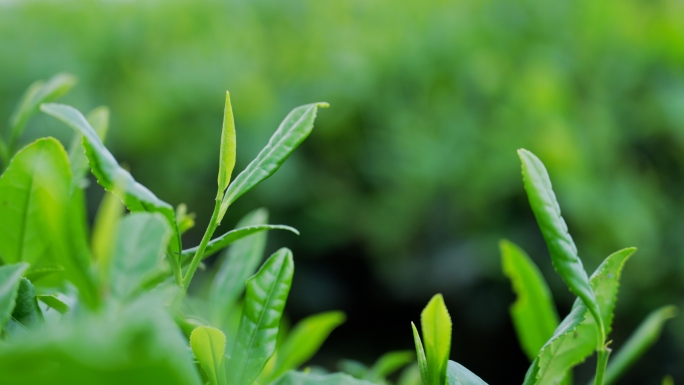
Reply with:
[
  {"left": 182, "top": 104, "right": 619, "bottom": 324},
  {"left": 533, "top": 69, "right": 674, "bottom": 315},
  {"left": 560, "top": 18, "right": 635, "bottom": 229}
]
[
  {"left": 421, "top": 294, "right": 452, "bottom": 385},
  {"left": 190, "top": 326, "right": 228, "bottom": 385},
  {"left": 518, "top": 149, "right": 602, "bottom": 339},
  {"left": 446, "top": 361, "right": 488, "bottom": 385},
  {"left": 218, "top": 102, "right": 328, "bottom": 221},
  {"left": 217, "top": 91, "right": 236, "bottom": 199},
  {"left": 501, "top": 240, "right": 559, "bottom": 360},
  {"left": 226, "top": 248, "right": 294, "bottom": 385},
  {"left": 0, "top": 263, "right": 29, "bottom": 331}
]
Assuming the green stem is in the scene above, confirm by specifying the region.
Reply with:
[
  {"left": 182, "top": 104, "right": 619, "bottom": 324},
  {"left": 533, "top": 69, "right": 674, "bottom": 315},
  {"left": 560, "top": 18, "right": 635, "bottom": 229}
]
[
  {"left": 593, "top": 347, "right": 611, "bottom": 385},
  {"left": 167, "top": 245, "right": 184, "bottom": 287},
  {"left": 182, "top": 199, "right": 222, "bottom": 293}
]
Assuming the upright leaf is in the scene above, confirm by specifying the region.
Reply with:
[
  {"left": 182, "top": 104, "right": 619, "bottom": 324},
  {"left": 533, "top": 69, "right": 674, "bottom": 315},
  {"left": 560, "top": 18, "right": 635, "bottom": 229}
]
[
  {"left": 601, "top": 305, "right": 677, "bottom": 385},
  {"left": 227, "top": 248, "right": 294, "bottom": 385},
  {"left": 0, "top": 263, "right": 29, "bottom": 331},
  {"left": 518, "top": 149, "right": 603, "bottom": 341},
  {"left": 446, "top": 361, "right": 488, "bottom": 385},
  {"left": 40, "top": 104, "right": 182, "bottom": 269},
  {"left": 190, "top": 326, "right": 228, "bottom": 385},
  {"left": 210, "top": 208, "right": 269, "bottom": 327},
  {"left": 500, "top": 240, "right": 559, "bottom": 360},
  {"left": 523, "top": 248, "right": 636, "bottom": 385},
  {"left": 218, "top": 102, "right": 329, "bottom": 222},
  {"left": 411, "top": 322, "right": 428, "bottom": 385},
  {"left": 110, "top": 213, "right": 171, "bottom": 300},
  {"left": 421, "top": 294, "right": 452, "bottom": 385},
  {"left": 217, "top": 91, "right": 236, "bottom": 199},
  {"left": 273, "top": 371, "right": 376, "bottom": 385},
  {"left": 5, "top": 278, "right": 43, "bottom": 336},
  {"left": 69, "top": 106, "right": 110, "bottom": 189}
]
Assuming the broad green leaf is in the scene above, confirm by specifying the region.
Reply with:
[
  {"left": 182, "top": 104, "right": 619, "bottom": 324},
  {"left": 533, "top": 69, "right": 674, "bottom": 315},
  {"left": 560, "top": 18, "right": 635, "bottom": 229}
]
[
  {"left": 518, "top": 149, "right": 603, "bottom": 342},
  {"left": 264, "top": 311, "right": 346, "bottom": 382},
  {"left": 421, "top": 294, "right": 452, "bottom": 385},
  {"left": 5, "top": 278, "right": 43, "bottom": 336},
  {"left": 110, "top": 213, "right": 171, "bottom": 300},
  {"left": 523, "top": 248, "right": 636, "bottom": 385},
  {"left": 218, "top": 102, "right": 329, "bottom": 222},
  {"left": 0, "top": 295, "right": 201, "bottom": 385},
  {"left": 411, "top": 322, "right": 428, "bottom": 385},
  {"left": 500, "top": 240, "right": 559, "bottom": 360},
  {"left": 190, "top": 326, "right": 228, "bottom": 385},
  {"left": 366, "top": 350, "right": 414, "bottom": 382},
  {"left": 69, "top": 106, "right": 110, "bottom": 189},
  {"left": 217, "top": 91, "right": 236, "bottom": 199},
  {"left": 0, "top": 138, "right": 95, "bottom": 306},
  {"left": 37, "top": 294, "right": 70, "bottom": 314},
  {"left": 446, "top": 361, "right": 488, "bottom": 385},
  {"left": 0, "top": 263, "right": 29, "bottom": 331},
  {"left": 40, "top": 103, "right": 183, "bottom": 268},
  {"left": 181, "top": 223, "right": 299, "bottom": 263},
  {"left": 227, "top": 248, "right": 295, "bottom": 385},
  {"left": 272, "top": 371, "right": 377, "bottom": 385},
  {"left": 9, "top": 73, "right": 77, "bottom": 148},
  {"left": 210, "top": 208, "right": 270, "bottom": 327},
  {"left": 601, "top": 305, "right": 677, "bottom": 385}
]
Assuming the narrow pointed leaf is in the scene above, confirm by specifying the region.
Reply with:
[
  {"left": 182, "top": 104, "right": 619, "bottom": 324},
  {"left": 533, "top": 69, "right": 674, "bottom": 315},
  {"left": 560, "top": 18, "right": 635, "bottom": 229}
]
[
  {"left": 227, "top": 248, "right": 294, "bottom": 385},
  {"left": 217, "top": 91, "right": 237, "bottom": 199},
  {"left": 5, "top": 278, "right": 43, "bottom": 336},
  {"left": 190, "top": 326, "right": 228, "bottom": 385},
  {"left": 601, "top": 305, "right": 677, "bottom": 385},
  {"left": 412, "top": 322, "right": 428, "bottom": 385},
  {"left": 69, "top": 106, "right": 110, "bottom": 189},
  {"left": 273, "top": 371, "right": 377, "bottom": 385},
  {"left": 37, "top": 294, "right": 70, "bottom": 314},
  {"left": 446, "top": 361, "right": 488, "bottom": 385},
  {"left": 218, "top": 102, "right": 329, "bottom": 221},
  {"left": 40, "top": 103, "right": 182, "bottom": 267},
  {"left": 111, "top": 213, "right": 171, "bottom": 300},
  {"left": 518, "top": 149, "right": 603, "bottom": 341},
  {"left": 523, "top": 248, "right": 636, "bottom": 385},
  {"left": 0, "top": 263, "right": 30, "bottom": 331},
  {"left": 501, "top": 240, "right": 559, "bottom": 360},
  {"left": 366, "top": 350, "right": 414, "bottom": 382},
  {"left": 421, "top": 294, "right": 452, "bottom": 385}
]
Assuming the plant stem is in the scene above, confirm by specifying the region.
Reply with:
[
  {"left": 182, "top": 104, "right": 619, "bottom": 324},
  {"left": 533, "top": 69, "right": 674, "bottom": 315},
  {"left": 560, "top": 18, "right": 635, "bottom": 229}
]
[
  {"left": 182, "top": 199, "right": 222, "bottom": 293},
  {"left": 593, "top": 346, "right": 611, "bottom": 385},
  {"left": 167, "top": 245, "right": 184, "bottom": 287}
]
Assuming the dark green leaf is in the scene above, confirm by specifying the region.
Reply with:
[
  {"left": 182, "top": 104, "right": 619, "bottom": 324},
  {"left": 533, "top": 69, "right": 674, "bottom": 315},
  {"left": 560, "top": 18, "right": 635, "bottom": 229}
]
[
  {"left": 446, "top": 361, "right": 488, "bottom": 385},
  {"left": 5, "top": 278, "right": 43, "bottom": 335},
  {"left": 0, "top": 263, "right": 29, "bottom": 331}
]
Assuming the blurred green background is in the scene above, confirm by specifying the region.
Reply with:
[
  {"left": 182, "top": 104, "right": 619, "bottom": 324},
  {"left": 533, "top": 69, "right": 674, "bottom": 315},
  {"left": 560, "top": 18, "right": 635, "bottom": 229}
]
[{"left": 1, "top": 0, "right": 683, "bottom": 382}]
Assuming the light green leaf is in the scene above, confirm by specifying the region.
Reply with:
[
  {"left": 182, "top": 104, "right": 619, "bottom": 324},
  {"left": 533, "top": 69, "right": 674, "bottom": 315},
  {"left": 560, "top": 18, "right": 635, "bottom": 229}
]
[
  {"left": 366, "top": 350, "right": 414, "bottom": 382},
  {"left": 217, "top": 91, "right": 237, "bottom": 199},
  {"left": 9, "top": 73, "right": 77, "bottom": 148},
  {"left": 210, "top": 209, "right": 270, "bottom": 327},
  {"left": 0, "top": 263, "right": 30, "bottom": 331},
  {"left": 40, "top": 104, "right": 183, "bottom": 274},
  {"left": 110, "top": 213, "right": 171, "bottom": 300},
  {"left": 5, "top": 278, "right": 43, "bottom": 336},
  {"left": 601, "top": 305, "right": 677, "bottom": 385},
  {"left": 518, "top": 149, "right": 603, "bottom": 343},
  {"left": 181, "top": 223, "right": 299, "bottom": 263},
  {"left": 523, "top": 248, "right": 636, "bottom": 385},
  {"left": 500, "top": 240, "right": 559, "bottom": 360},
  {"left": 227, "top": 248, "right": 294, "bottom": 385},
  {"left": 411, "top": 322, "right": 428, "bottom": 385},
  {"left": 446, "top": 361, "right": 488, "bottom": 385},
  {"left": 397, "top": 364, "right": 422, "bottom": 385},
  {"left": 339, "top": 360, "right": 369, "bottom": 379},
  {"left": 421, "top": 294, "right": 452, "bottom": 385},
  {"left": 190, "top": 326, "right": 228, "bottom": 385},
  {"left": 37, "top": 294, "right": 70, "bottom": 314},
  {"left": 69, "top": 106, "right": 109, "bottom": 189},
  {"left": 218, "top": 102, "right": 329, "bottom": 222},
  {"left": 272, "top": 371, "right": 377, "bottom": 385},
  {"left": 265, "top": 311, "right": 346, "bottom": 382}
]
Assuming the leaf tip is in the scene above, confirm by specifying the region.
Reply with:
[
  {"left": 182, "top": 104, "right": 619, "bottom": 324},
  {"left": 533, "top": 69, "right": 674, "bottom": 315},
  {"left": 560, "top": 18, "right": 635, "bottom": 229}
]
[{"left": 317, "top": 102, "right": 330, "bottom": 109}]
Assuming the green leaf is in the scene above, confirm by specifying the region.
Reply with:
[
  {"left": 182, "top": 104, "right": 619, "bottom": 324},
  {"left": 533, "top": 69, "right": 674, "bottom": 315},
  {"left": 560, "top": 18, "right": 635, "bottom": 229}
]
[
  {"left": 209, "top": 208, "right": 270, "bottom": 327},
  {"left": 272, "top": 371, "right": 377, "bottom": 385},
  {"left": 411, "top": 322, "right": 428, "bottom": 385},
  {"left": 420, "top": 294, "right": 452, "bottom": 385},
  {"left": 366, "top": 350, "right": 414, "bottom": 382},
  {"left": 662, "top": 376, "right": 674, "bottom": 385},
  {"left": 0, "top": 263, "right": 29, "bottom": 331},
  {"left": 523, "top": 248, "right": 636, "bottom": 385},
  {"left": 397, "top": 364, "right": 422, "bottom": 385},
  {"left": 190, "top": 326, "right": 228, "bottom": 385},
  {"left": 5, "top": 278, "right": 43, "bottom": 336},
  {"left": 601, "top": 305, "right": 677, "bottom": 385},
  {"left": 218, "top": 102, "right": 329, "bottom": 222},
  {"left": 9, "top": 73, "right": 77, "bottom": 148},
  {"left": 339, "top": 360, "right": 369, "bottom": 379},
  {"left": 37, "top": 294, "right": 70, "bottom": 314},
  {"left": 217, "top": 91, "right": 237, "bottom": 199},
  {"left": 181, "top": 223, "right": 299, "bottom": 263},
  {"left": 69, "top": 106, "right": 110, "bottom": 189},
  {"left": 110, "top": 213, "right": 171, "bottom": 300},
  {"left": 227, "top": 248, "right": 295, "bottom": 385},
  {"left": 40, "top": 103, "right": 183, "bottom": 270},
  {"left": 265, "top": 311, "right": 346, "bottom": 382},
  {"left": 91, "top": 190, "right": 125, "bottom": 266},
  {"left": 500, "top": 240, "right": 559, "bottom": 360},
  {"left": 518, "top": 149, "right": 603, "bottom": 343},
  {"left": 446, "top": 361, "right": 488, "bottom": 385}
]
